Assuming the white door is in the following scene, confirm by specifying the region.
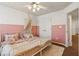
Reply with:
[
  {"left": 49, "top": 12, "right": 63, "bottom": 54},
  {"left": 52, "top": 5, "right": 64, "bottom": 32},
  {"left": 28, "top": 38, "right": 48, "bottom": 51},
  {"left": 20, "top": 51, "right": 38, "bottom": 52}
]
[{"left": 38, "top": 17, "right": 51, "bottom": 39}]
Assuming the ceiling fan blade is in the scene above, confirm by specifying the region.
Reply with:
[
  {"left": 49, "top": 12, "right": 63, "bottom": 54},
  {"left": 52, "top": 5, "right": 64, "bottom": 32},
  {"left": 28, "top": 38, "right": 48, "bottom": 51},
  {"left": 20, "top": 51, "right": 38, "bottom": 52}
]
[{"left": 39, "top": 5, "right": 47, "bottom": 9}]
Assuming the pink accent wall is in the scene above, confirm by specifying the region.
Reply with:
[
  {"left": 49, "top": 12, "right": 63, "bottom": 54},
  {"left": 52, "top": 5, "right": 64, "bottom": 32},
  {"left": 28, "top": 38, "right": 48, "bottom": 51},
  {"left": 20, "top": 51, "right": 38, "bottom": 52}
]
[
  {"left": 32, "top": 26, "right": 39, "bottom": 36},
  {"left": 0, "top": 24, "right": 24, "bottom": 42},
  {"left": 51, "top": 25, "right": 66, "bottom": 44},
  {"left": 0, "top": 24, "right": 66, "bottom": 44},
  {"left": 0, "top": 24, "right": 24, "bottom": 35}
]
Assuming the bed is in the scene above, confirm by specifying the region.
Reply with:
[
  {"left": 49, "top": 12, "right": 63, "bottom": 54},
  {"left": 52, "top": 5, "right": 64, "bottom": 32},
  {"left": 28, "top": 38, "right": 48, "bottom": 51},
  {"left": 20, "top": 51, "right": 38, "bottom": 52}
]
[
  {"left": 10, "top": 37, "right": 51, "bottom": 56},
  {"left": 32, "top": 37, "right": 51, "bottom": 56},
  {"left": 0, "top": 32, "right": 51, "bottom": 56}
]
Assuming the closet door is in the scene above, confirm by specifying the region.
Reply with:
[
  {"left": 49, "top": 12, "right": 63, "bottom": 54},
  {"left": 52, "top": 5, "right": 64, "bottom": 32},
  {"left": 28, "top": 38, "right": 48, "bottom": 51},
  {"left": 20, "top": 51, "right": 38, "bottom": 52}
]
[{"left": 38, "top": 17, "right": 51, "bottom": 39}]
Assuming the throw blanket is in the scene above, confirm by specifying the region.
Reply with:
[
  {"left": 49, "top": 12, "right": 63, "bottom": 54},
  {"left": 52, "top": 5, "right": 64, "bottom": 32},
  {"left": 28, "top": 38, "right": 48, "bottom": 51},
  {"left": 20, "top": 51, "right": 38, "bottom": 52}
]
[{"left": 1, "top": 44, "right": 14, "bottom": 56}]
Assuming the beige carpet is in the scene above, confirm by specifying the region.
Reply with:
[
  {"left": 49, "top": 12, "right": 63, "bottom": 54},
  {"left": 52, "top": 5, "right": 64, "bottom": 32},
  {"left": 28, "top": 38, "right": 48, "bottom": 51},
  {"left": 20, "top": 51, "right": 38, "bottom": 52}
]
[{"left": 42, "top": 44, "right": 65, "bottom": 56}]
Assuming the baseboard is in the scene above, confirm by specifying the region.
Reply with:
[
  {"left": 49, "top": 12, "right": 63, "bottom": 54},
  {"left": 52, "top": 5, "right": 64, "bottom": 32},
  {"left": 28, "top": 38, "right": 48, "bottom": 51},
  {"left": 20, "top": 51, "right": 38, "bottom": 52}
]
[{"left": 51, "top": 41, "right": 66, "bottom": 47}]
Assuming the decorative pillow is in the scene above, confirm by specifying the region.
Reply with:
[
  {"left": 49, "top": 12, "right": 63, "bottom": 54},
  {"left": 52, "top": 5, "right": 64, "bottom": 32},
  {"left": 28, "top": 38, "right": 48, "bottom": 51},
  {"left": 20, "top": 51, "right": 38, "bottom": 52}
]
[
  {"left": 1, "top": 34, "right": 15, "bottom": 45},
  {"left": 24, "top": 33, "right": 29, "bottom": 39},
  {"left": 1, "top": 34, "right": 5, "bottom": 42},
  {"left": 4, "top": 33, "right": 15, "bottom": 41},
  {"left": 13, "top": 33, "right": 19, "bottom": 41},
  {"left": 1, "top": 33, "right": 16, "bottom": 44},
  {"left": 25, "top": 33, "right": 33, "bottom": 38},
  {"left": 18, "top": 31, "right": 34, "bottom": 41},
  {"left": 19, "top": 32, "right": 24, "bottom": 39}
]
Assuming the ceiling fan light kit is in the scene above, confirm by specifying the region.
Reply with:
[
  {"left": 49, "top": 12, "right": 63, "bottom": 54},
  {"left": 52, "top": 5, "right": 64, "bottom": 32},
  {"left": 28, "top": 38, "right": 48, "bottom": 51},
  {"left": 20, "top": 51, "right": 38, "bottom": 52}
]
[
  {"left": 28, "top": 6, "right": 32, "bottom": 10},
  {"left": 27, "top": 2, "right": 41, "bottom": 12}
]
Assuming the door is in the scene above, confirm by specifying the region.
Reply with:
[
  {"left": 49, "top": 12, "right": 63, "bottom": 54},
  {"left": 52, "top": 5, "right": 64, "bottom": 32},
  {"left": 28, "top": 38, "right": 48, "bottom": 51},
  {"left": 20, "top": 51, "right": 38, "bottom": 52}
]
[{"left": 38, "top": 17, "right": 52, "bottom": 39}]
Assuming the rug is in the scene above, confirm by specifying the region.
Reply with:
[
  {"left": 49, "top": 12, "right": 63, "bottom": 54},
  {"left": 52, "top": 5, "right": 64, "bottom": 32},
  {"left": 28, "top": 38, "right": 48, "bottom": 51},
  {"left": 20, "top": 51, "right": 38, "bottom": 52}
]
[{"left": 42, "top": 44, "right": 65, "bottom": 56}]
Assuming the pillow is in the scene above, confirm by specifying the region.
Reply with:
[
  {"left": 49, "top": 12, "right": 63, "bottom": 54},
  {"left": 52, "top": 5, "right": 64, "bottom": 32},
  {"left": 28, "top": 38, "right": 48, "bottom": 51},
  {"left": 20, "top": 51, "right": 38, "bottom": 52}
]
[
  {"left": 13, "top": 33, "right": 19, "bottom": 41},
  {"left": 4, "top": 33, "right": 15, "bottom": 41},
  {"left": 19, "top": 32, "right": 24, "bottom": 39},
  {"left": 8, "top": 38, "right": 15, "bottom": 44},
  {"left": 1, "top": 34, "right": 5, "bottom": 42},
  {"left": 29, "top": 34, "right": 33, "bottom": 38},
  {"left": 24, "top": 33, "right": 34, "bottom": 41},
  {"left": 19, "top": 31, "right": 34, "bottom": 41},
  {"left": 19, "top": 32, "right": 27, "bottom": 39},
  {"left": 2, "top": 33, "right": 17, "bottom": 44},
  {"left": 24, "top": 33, "right": 30, "bottom": 39},
  {"left": 1, "top": 34, "right": 15, "bottom": 45}
]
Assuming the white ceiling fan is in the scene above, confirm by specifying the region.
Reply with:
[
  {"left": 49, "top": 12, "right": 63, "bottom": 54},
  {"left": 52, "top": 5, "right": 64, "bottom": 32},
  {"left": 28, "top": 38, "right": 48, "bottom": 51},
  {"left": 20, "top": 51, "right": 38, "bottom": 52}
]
[{"left": 24, "top": 2, "right": 47, "bottom": 12}]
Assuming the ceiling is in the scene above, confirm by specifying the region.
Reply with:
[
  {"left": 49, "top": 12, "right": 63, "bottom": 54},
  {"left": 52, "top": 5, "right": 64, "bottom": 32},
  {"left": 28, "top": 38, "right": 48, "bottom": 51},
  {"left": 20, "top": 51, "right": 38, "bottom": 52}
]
[
  {"left": 0, "top": 2, "right": 71, "bottom": 16},
  {"left": 70, "top": 9, "right": 78, "bottom": 20}
]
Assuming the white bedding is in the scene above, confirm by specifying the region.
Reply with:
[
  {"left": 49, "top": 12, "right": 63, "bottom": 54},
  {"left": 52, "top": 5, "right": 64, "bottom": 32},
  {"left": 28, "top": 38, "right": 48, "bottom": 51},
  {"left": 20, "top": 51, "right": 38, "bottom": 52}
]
[
  {"left": 1, "top": 37, "right": 49, "bottom": 56},
  {"left": 11, "top": 37, "right": 40, "bottom": 55},
  {"left": 38, "top": 37, "right": 49, "bottom": 45}
]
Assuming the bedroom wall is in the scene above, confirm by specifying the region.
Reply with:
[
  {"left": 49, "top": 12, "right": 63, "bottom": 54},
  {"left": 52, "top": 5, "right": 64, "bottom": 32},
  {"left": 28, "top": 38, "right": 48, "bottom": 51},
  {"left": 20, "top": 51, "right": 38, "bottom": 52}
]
[
  {"left": 38, "top": 15, "right": 52, "bottom": 39},
  {"left": 0, "top": 5, "right": 37, "bottom": 42},
  {"left": 37, "top": 2, "right": 79, "bottom": 46},
  {"left": 78, "top": 8, "right": 79, "bottom": 35},
  {"left": 38, "top": 10, "right": 66, "bottom": 43},
  {"left": 72, "top": 18, "right": 78, "bottom": 35},
  {"left": 31, "top": 15, "right": 39, "bottom": 36},
  {"left": 0, "top": 4, "right": 39, "bottom": 41},
  {"left": 0, "top": 5, "right": 27, "bottom": 25},
  {"left": 63, "top": 2, "right": 79, "bottom": 46}
]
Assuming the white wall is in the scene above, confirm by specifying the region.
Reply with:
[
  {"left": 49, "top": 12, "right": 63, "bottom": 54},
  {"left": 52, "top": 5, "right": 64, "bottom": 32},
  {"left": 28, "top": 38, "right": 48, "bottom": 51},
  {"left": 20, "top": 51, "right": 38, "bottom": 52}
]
[
  {"left": 38, "top": 9, "right": 67, "bottom": 40},
  {"left": 37, "top": 2, "right": 79, "bottom": 46},
  {"left": 38, "top": 10, "right": 66, "bottom": 25},
  {"left": 0, "top": 5, "right": 30, "bottom": 26},
  {"left": 38, "top": 3, "right": 79, "bottom": 25},
  {"left": 72, "top": 19, "right": 78, "bottom": 35},
  {"left": 78, "top": 9, "right": 79, "bottom": 34},
  {"left": 31, "top": 15, "right": 38, "bottom": 26},
  {"left": 63, "top": 3, "right": 79, "bottom": 46},
  {"left": 0, "top": 4, "right": 38, "bottom": 27},
  {"left": 63, "top": 2, "right": 79, "bottom": 13}
]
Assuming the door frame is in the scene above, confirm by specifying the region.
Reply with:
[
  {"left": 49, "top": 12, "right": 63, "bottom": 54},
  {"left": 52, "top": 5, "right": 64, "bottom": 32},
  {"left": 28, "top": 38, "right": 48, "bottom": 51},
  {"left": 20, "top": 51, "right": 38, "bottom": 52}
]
[
  {"left": 67, "top": 8, "right": 79, "bottom": 47},
  {"left": 67, "top": 14, "right": 72, "bottom": 46}
]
